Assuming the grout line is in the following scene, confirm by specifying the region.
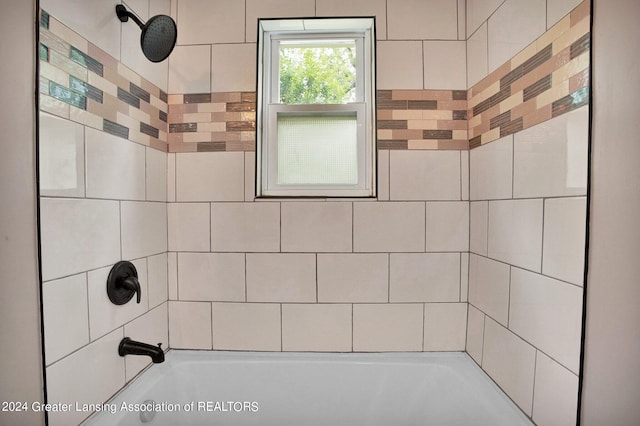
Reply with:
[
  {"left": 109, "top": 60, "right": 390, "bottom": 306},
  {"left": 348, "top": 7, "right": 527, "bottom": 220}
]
[
  {"left": 210, "top": 302, "right": 214, "bottom": 350},
  {"left": 422, "top": 303, "right": 426, "bottom": 351},
  {"left": 531, "top": 349, "right": 539, "bottom": 417}
]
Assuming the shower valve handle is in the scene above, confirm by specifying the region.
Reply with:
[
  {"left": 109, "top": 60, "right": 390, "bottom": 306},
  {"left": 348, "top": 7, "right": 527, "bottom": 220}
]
[{"left": 120, "top": 276, "right": 141, "bottom": 304}]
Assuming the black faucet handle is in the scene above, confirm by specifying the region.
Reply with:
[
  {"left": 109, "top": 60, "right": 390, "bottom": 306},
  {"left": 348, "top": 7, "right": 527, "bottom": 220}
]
[
  {"left": 121, "top": 276, "right": 141, "bottom": 303},
  {"left": 157, "top": 343, "right": 163, "bottom": 349}
]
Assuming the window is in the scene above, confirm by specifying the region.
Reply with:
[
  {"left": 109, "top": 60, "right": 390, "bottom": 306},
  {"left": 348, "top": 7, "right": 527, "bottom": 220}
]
[{"left": 256, "top": 18, "right": 376, "bottom": 197}]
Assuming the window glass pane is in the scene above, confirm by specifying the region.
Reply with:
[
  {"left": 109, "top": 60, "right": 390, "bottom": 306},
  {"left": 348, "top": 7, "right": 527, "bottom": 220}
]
[
  {"left": 277, "top": 115, "right": 357, "bottom": 185},
  {"left": 279, "top": 40, "right": 356, "bottom": 105}
]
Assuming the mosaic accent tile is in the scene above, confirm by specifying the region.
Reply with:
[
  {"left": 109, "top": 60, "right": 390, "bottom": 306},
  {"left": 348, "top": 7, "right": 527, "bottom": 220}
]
[
  {"left": 41, "top": 10, "right": 50, "bottom": 29},
  {"left": 103, "top": 119, "right": 129, "bottom": 139},
  {"left": 170, "top": 123, "right": 197, "bottom": 133},
  {"left": 184, "top": 93, "right": 211, "bottom": 104},
  {"left": 130, "top": 83, "right": 151, "bottom": 103},
  {"left": 468, "top": 0, "right": 590, "bottom": 148},
  {"left": 70, "top": 46, "right": 103, "bottom": 77},
  {"left": 197, "top": 142, "right": 226, "bottom": 152},
  {"left": 140, "top": 122, "right": 160, "bottom": 139},
  {"left": 39, "top": 9, "right": 168, "bottom": 151},
  {"left": 159, "top": 90, "right": 168, "bottom": 103},
  {"left": 69, "top": 76, "right": 103, "bottom": 103},
  {"left": 49, "top": 81, "right": 86, "bottom": 110}
]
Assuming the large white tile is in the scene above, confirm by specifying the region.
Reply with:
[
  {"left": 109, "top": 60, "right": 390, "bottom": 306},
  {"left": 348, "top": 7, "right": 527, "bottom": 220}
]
[
  {"left": 176, "top": 152, "right": 244, "bottom": 201},
  {"left": 39, "top": 112, "right": 85, "bottom": 197},
  {"left": 146, "top": 148, "right": 168, "bottom": 201},
  {"left": 376, "top": 41, "right": 424, "bottom": 90},
  {"left": 353, "top": 304, "right": 424, "bottom": 352},
  {"left": 377, "top": 150, "right": 390, "bottom": 200},
  {"left": 532, "top": 352, "right": 579, "bottom": 426},
  {"left": 85, "top": 127, "right": 146, "bottom": 200},
  {"left": 390, "top": 151, "right": 461, "bottom": 201},
  {"left": 467, "top": 22, "right": 489, "bottom": 87},
  {"left": 353, "top": 202, "right": 425, "bottom": 252},
  {"left": 488, "top": 199, "right": 543, "bottom": 271},
  {"left": 543, "top": 197, "right": 587, "bottom": 285},
  {"left": 177, "top": 252, "right": 245, "bottom": 302},
  {"left": 281, "top": 202, "right": 352, "bottom": 252},
  {"left": 316, "top": 0, "right": 387, "bottom": 40},
  {"left": 390, "top": 253, "right": 460, "bottom": 302},
  {"left": 487, "top": 0, "right": 546, "bottom": 73},
  {"left": 168, "top": 252, "right": 178, "bottom": 300},
  {"left": 547, "top": 0, "right": 584, "bottom": 28},
  {"left": 43, "top": 274, "right": 89, "bottom": 365},
  {"left": 426, "top": 202, "right": 469, "bottom": 251},
  {"left": 246, "top": 254, "right": 316, "bottom": 302},
  {"left": 466, "top": 304, "right": 485, "bottom": 364},
  {"left": 387, "top": 0, "right": 458, "bottom": 40},
  {"left": 461, "top": 252, "right": 469, "bottom": 302},
  {"left": 509, "top": 267, "right": 583, "bottom": 373},
  {"left": 470, "top": 201, "right": 488, "bottom": 255},
  {"left": 177, "top": 0, "right": 245, "bottom": 45},
  {"left": 168, "top": 301, "right": 212, "bottom": 349},
  {"left": 167, "top": 203, "right": 210, "bottom": 251},
  {"left": 247, "top": 0, "right": 316, "bottom": 42},
  {"left": 211, "top": 202, "right": 280, "bottom": 252},
  {"left": 87, "top": 259, "right": 149, "bottom": 341},
  {"left": 282, "top": 304, "right": 352, "bottom": 352},
  {"left": 147, "top": 253, "right": 168, "bottom": 308},
  {"left": 211, "top": 43, "right": 256, "bottom": 92},
  {"left": 212, "top": 302, "right": 281, "bottom": 351},
  {"left": 168, "top": 45, "right": 211, "bottom": 94},
  {"left": 121, "top": 201, "right": 167, "bottom": 259},
  {"left": 514, "top": 107, "right": 589, "bottom": 198},
  {"left": 318, "top": 254, "right": 388, "bottom": 303},
  {"left": 40, "top": 198, "right": 120, "bottom": 281},
  {"left": 468, "top": 254, "right": 510, "bottom": 326},
  {"left": 423, "top": 41, "right": 467, "bottom": 90},
  {"left": 470, "top": 134, "right": 513, "bottom": 200},
  {"left": 423, "top": 303, "right": 467, "bottom": 351},
  {"left": 167, "top": 153, "right": 176, "bottom": 202},
  {"left": 482, "top": 317, "right": 536, "bottom": 416},
  {"left": 244, "top": 152, "right": 255, "bottom": 201},
  {"left": 45, "top": 329, "right": 125, "bottom": 426},
  {"left": 42, "top": 0, "right": 121, "bottom": 59},
  {"left": 461, "top": 150, "right": 469, "bottom": 200},
  {"left": 466, "top": 0, "right": 504, "bottom": 36},
  {"left": 123, "top": 303, "right": 168, "bottom": 381}
]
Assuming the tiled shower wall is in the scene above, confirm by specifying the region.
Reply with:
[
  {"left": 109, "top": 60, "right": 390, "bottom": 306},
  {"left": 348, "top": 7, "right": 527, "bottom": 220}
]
[
  {"left": 38, "top": 1, "right": 170, "bottom": 425},
  {"left": 465, "top": 0, "right": 588, "bottom": 424},
  {"left": 166, "top": 0, "right": 470, "bottom": 354}
]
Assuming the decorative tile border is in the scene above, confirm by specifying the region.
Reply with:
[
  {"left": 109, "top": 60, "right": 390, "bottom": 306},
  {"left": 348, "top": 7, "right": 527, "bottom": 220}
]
[
  {"left": 467, "top": 0, "right": 590, "bottom": 149},
  {"left": 38, "top": 10, "right": 169, "bottom": 152},
  {"left": 376, "top": 90, "right": 468, "bottom": 150},
  {"left": 167, "top": 92, "right": 256, "bottom": 152}
]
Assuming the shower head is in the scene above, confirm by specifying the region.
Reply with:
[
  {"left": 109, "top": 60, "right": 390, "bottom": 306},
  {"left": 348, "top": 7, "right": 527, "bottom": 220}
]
[{"left": 116, "top": 4, "right": 177, "bottom": 63}]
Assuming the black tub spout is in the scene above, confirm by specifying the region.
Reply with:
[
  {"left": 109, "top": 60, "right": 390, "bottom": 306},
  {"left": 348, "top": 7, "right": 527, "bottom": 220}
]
[{"left": 118, "top": 337, "right": 165, "bottom": 363}]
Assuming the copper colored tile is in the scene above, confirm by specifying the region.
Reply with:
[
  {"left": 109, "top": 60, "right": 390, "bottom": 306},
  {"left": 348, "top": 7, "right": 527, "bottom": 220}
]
[
  {"left": 212, "top": 92, "right": 242, "bottom": 102},
  {"left": 377, "top": 90, "right": 392, "bottom": 100},
  {"left": 241, "top": 92, "right": 257, "bottom": 102},
  {"left": 511, "top": 97, "right": 537, "bottom": 120},
  {"left": 421, "top": 90, "right": 452, "bottom": 101},
  {"left": 470, "top": 61, "right": 511, "bottom": 98},
  {"left": 472, "top": 116, "right": 491, "bottom": 136},
  {"left": 490, "top": 111, "right": 511, "bottom": 130},
  {"left": 184, "top": 93, "right": 212, "bottom": 104},
  {"left": 227, "top": 121, "right": 256, "bottom": 131},
  {"left": 226, "top": 140, "right": 256, "bottom": 151},
  {"left": 392, "top": 129, "right": 423, "bottom": 140},
  {"left": 499, "top": 117, "right": 523, "bottom": 137},
  {"left": 523, "top": 75, "right": 552, "bottom": 102},
  {"left": 523, "top": 104, "right": 552, "bottom": 129},
  {"left": 438, "top": 139, "right": 469, "bottom": 150},
  {"left": 377, "top": 110, "right": 393, "bottom": 120},
  {"left": 469, "top": 135, "right": 482, "bottom": 149},
  {"left": 378, "top": 99, "right": 407, "bottom": 109},
  {"left": 86, "top": 97, "right": 118, "bottom": 122},
  {"left": 168, "top": 133, "right": 183, "bottom": 144},
  {"left": 227, "top": 102, "right": 255, "bottom": 112},
  {"left": 473, "top": 86, "right": 511, "bottom": 116},
  {"left": 212, "top": 112, "right": 241, "bottom": 122},
  {"left": 241, "top": 131, "right": 256, "bottom": 141},
  {"left": 169, "top": 104, "right": 199, "bottom": 115},
  {"left": 423, "top": 130, "right": 452, "bottom": 140},
  {"left": 407, "top": 140, "right": 438, "bottom": 150},
  {"left": 168, "top": 142, "right": 198, "bottom": 153},
  {"left": 569, "top": 68, "right": 590, "bottom": 93},
  {"left": 437, "top": 100, "right": 468, "bottom": 111},
  {"left": 149, "top": 138, "right": 168, "bottom": 153},
  {"left": 570, "top": 33, "right": 590, "bottom": 59},
  {"left": 392, "top": 90, "right": 423, "bottom": 100},
  {"left": 437, "top": 120, "right": 468, "bottom": 131},
  {"left": 570, "top": 0, "right": 590, "bottom": 27},
  {"left": 452, "top": 90, "right": 467, "bottom": 101},
  {"left": 197, "top": 142, "right": 226, "bottom": 152}
]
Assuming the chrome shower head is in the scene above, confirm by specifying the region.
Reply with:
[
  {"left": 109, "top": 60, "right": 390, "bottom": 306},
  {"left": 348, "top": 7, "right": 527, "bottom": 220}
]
[{"left": 116, "top": 4, "right": 177, "bottom": 63}]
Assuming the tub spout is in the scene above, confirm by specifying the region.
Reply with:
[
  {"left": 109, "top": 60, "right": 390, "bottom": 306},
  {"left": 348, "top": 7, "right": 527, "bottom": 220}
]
[{"left": 118, "top": 337, "right": 165, "bottom": 363}]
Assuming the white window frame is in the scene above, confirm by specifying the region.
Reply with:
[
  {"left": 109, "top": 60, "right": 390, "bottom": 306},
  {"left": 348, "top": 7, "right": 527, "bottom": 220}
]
[{"left": 256, "top": 18, "right": 376, "bottom": 198}]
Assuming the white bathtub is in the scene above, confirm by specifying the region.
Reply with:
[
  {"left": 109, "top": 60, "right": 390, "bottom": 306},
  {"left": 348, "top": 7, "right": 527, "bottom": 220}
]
[{"left": 85, "top": 350, "right": 532, "bottom": 425}]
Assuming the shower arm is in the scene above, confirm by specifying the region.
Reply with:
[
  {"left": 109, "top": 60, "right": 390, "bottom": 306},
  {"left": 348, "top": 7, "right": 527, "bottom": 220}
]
[{"left": 116, "top": 4, "right": 145, "bottom": 30}]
